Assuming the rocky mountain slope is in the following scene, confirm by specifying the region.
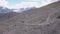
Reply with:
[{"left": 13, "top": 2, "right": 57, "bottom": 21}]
[
  {"left": 0, "top": 1, "right": 60, "bottom": 34},
  {"left": 0, "top": 12, "right": 19, "bottom": 22}
]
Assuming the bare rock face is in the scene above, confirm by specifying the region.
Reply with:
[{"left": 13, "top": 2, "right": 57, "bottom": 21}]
[{"left": 0, "top": 1, "right": 60, "bottom": 34}]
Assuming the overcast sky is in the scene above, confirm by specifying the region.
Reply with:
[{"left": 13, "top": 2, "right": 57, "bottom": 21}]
[{"left": 0, "top": 0, "right": 59, "bottom": 9}]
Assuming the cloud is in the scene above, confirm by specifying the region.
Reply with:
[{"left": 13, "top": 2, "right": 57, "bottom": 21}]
[
  {"left": 0, "top": 0, "right": 8, "bottom": 7},
  {"left": 0, "top": 0, "right": 59, "bottom": 9},
  {"left": 11, "top": 0, "right": 59, "bottom": 9},
  {"left": 11, "top": 2, "right": 40, "bottom": 9}
]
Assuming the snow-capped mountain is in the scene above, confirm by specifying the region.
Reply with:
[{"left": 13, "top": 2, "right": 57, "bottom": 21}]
[
  {"left": 0, "top": 6, "right": 37, "bottom": 13},
  {"left": 20, "top": 7, "right": 36, "bottom": 11},
  {"left": 0, "top": 7, "right": 13, "bottom": 13},
  {"left": 13, "top": 7, "right": 36, "bottom": 13}
]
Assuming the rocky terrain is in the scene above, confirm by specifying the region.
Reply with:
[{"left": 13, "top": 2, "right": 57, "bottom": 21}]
[{"left": 0, "top": 1, "right": 60, "bottom": 34}]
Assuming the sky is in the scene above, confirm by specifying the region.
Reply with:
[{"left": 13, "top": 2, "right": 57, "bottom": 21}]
[{"left": 0, "top": 0, "right": 59, "bottom": 9}]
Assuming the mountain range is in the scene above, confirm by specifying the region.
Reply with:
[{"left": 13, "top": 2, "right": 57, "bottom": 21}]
[
  {"left": 0, "top": 6, "right": 36, "bottom": 13},
  {"left": 0, "top": 6, "right": 37, "bottom": 22}
]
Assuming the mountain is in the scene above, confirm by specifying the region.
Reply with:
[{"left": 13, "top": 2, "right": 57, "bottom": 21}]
[
  {"left": 0, "top": 7, "right": 13, "bottom": 13},
  {"left": 0, "top": 7, "right": 19, "bottom": 21},
  {"left": 20, "top": 7, "right": 36, "bottom": 12},
  {"left": 0, "top": 6, "right": 36, "bottom": 21},
  {"left": 0, "top": 12, "right": 19, "bottom": 22},
  {"left": 12, "top": 7, "right": 36, "bottom": 13},
  {"left": 0, "top": 1, "right": 60, "bottom": 34}
]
